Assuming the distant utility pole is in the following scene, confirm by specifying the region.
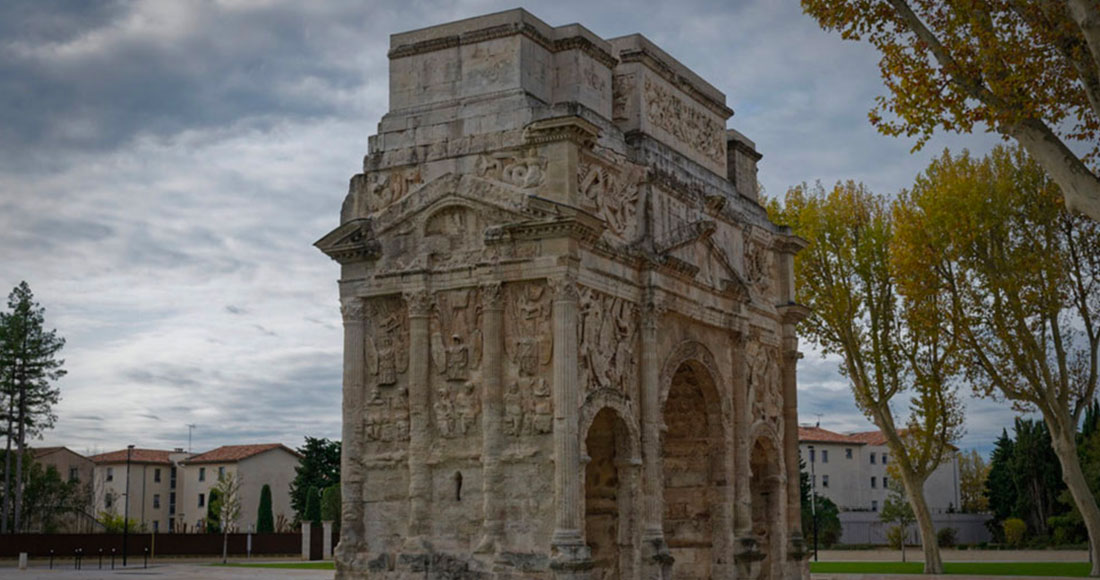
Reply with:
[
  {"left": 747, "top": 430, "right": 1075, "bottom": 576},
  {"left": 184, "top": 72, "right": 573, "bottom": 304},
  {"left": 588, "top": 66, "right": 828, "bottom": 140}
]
[{"left": 187, "top": 424, "right": 196, "bottom": 453}]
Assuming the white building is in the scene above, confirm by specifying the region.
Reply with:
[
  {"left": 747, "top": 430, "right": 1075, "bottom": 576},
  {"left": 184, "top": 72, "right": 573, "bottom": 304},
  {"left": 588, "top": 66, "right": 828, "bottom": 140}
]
[{"left": 798, "top": 426, "right": 961, "bottom": 514}]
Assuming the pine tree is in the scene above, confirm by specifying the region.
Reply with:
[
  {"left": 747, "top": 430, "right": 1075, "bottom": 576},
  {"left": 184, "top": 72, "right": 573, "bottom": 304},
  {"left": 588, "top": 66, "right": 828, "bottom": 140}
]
[
  {"left": 0, "top": 282, "right": 65, "bottom": 534},
  {"left": 305, "top": 486, "right": 321, "bottom": 525},
  {"left": 257, "top": 484, "right": 274, "bottom": 533},
  {"left": 288, "top": 437, "right": 340, "bottom": 522},
  {"left": 985, "top": 429, "right": 1016, "bottom": 530}
]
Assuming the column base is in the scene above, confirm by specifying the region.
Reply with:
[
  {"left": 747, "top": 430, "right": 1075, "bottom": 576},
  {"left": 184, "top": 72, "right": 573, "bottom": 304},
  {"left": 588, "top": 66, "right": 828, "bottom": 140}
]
[{"left": 550, "top": 530, "right": 592, "bottom": 579}]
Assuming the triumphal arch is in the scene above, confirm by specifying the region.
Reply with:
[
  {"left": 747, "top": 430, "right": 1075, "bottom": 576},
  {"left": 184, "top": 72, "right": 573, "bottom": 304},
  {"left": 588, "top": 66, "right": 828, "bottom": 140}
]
[{"left": 316, "top": 10, "right": 809, "bottom": 579}]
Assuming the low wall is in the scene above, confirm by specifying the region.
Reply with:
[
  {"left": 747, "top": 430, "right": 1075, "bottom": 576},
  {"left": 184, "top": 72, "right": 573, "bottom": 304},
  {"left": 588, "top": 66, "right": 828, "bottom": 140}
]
[
  {"left": 0, "top": 532, "right": 300, "bottom": 558},
  {"left": 837, "top": 512, "right": 993, "bottom": 545}
]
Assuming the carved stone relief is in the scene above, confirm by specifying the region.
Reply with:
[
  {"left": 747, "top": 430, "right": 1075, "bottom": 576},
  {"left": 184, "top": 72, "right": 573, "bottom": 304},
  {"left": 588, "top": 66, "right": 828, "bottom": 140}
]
[
  {"left": 577, "top": 155, "right": 647, "bottom": 242},
  {"left": 746, "top": 341, "right": 782, "bottom": 430},
  {"left": 366, "top": 167, "right": 423, "bottom": 214},
  {"left": 643, "top": 77, "right": 725, "bottom": 166},
  {"left": 365, "top": 387, "right": 410, "bottom": 443},
  {"left": 503, "top": 282, "right": 553, "bottom": 436},
  {"left": 475, "top": 148, "right": 546, "bottom": 189},
  {"left": 579, "top": 287, "right": 639, "bottom": 397},
  {"left": 430, "top": 288, "right": 483, "bottom": 438},
  {"left": 744, "top": 228, "right": 775, "bottom": 297},
  {"left": 365, "top": 297, "right": 410, "bottom": 393},
  {"left": 612, "top": 74, "right": 635, "bottom": 122}
]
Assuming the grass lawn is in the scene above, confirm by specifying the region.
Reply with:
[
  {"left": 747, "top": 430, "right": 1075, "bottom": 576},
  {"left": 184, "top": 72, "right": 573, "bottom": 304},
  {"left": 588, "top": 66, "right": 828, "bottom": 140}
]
[
  {"left": 810, "top": 561, "right": 1091, "bottom": 576},
  {"left": 218, "top": 561, "right": 336, "bottom": 570}
]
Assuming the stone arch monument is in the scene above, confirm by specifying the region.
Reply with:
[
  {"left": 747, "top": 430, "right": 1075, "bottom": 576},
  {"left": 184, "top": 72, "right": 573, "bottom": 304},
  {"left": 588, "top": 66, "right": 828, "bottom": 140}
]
[{"left": 316, "top": 9, "right": 810, "bottom": 579}]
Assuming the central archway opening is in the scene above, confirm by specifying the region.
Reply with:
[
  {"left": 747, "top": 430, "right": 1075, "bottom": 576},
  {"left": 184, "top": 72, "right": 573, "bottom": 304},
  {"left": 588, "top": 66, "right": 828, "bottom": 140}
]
[
  {"left": 750, "top": 436, "right": 781, "bottom": 580},
  {"left": 585, "top": 407, "right": 632, "bottom": 579},
  {"left": 662, "top": 362, "right": 719, "bottom": 579}
]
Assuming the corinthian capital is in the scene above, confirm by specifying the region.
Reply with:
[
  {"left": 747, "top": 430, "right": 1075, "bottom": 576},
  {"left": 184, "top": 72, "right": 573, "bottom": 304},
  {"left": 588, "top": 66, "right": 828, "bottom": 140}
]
[
  {"left": 340, "top": 298, "right": 367, "bottom": 322},
  {"left": 404, "top": 289, "right": 434, "bottom": 317},
  {"left": 481, "top": 282, "right": 504, "bottom": 310},
  {"left": 547, "top": 275, "right": 579, "bottom": 303}
]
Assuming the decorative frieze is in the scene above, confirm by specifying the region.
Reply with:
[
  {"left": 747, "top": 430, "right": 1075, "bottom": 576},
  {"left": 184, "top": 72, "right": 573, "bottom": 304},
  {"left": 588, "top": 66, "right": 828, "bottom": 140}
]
[
  {"left": 579, "top": 287, "right": 639, "bottom": 397},
  {"left": 643, "top": 76, "right": 725, "bottom": 166}
]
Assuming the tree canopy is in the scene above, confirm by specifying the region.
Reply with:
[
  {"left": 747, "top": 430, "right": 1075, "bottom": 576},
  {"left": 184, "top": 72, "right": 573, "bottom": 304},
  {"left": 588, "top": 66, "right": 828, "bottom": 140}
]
[
  {"left": 802, "top": 0, "right": 1100, "bottom": 221},
  {"left": 289, "top": 436, "right": 340, "bottom": 522}
]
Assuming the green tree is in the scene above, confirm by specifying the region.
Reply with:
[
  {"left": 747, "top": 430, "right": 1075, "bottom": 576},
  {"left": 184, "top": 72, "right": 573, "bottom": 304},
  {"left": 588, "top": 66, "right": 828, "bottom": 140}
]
[
  {"left": 257, "top": 484, "right": 274, "bottom": 533},
  {"left": 321, "top": 485, "right": 341, "bottom": 524},
  {"left": 206, "top": 488, "right": 221, "bottom": 533},
  {"left": 893, "top": 145, "right": 1100, "bottom": 574},
  {"left": 882, "top": 488, "right": 917, "bottom": 561},
  {"left": 774, "top": 181, "right": 964, "bottom": 573},
  {"left": 212, "top": 472, "right": 241, "bottom": 564},
  {"left": 802, "top": 0, "right": 1100, "bottom": 221},
  {"left": 305, "top": 486, "right": 321, "bottom": 526},
  {"left": 800, "top": 460, "right": 842, "bottom": 548},
  {"left": 958, "top": 449, "right": 990, "bottom": 514},
  {"left": 0, "top": 282, "right": 65, "bottom": 534},
  {"left": 1010, "top": 418, "right": 1066, "bottom": 537},
  {"left": 985, "top": 429, "right": 1017, "bottom": 528},
  {"left": 289, "top": 437, "right": 340, "bottom": 522}
]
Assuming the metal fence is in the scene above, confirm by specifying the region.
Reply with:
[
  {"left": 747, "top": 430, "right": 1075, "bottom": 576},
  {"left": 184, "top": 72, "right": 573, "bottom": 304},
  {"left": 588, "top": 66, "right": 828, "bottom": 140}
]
[
  {"left": 837, "top": 512, "right": 993, "bottom": 545},
  {"left": 0, "top": 532, "right": 301, "bottom": 559}
]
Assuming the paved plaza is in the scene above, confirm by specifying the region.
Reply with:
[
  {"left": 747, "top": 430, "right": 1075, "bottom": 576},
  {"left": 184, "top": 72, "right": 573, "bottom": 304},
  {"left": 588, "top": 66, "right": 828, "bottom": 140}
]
[{"left": 0, "top": 563, "right": 331, "bottom": 580}]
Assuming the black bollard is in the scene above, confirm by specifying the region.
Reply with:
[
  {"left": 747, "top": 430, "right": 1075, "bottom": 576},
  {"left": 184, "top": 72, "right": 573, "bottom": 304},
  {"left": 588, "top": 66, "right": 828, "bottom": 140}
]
[
  {"left": 111, "top": 548, "right": 116, "bottom": 569},
  {"left": 143, "top": 547, "right": 148, "bottom": 568},
  {"left": 48, "top": 550, "right": 53, "bottom": 569},
  {"left": 99, "top": 548, "right": 104, "bottom": 569}
]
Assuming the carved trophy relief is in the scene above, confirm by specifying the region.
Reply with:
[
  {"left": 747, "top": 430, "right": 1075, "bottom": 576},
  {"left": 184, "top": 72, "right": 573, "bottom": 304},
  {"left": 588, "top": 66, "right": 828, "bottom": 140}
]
[
  {"left": 365, "top": 387, "right": 410, "bottom": 443},
  {"left": 424, "top": 206, "right": 485, "bottom": 268},
  {"left": 476, "top": 149, "right": 546, "bottom": 189},
  {"left": 365, "top": 297, "right": 410, "bottom": 394},
  {"left": 743, "top": 228, "right": 775, "bottom": 298},
  {"left": 643, "top": 77, "right": 725, "bottom": 166},
  {"left": 430, "top": 288, "right": 484, "bottom": 438},
  {"left": 612, "top": 74, "right": 635, "bottom": 122},
  {"left": 579, "top": 287, "right": 639, "bottom": 397},
  {"left": 577, "top": 157, "right": 647, "bottom": 241},
  {"left": 503, "top": 282, "right": 553, "bottom": 437},
  {"left": 746, "top": 341, "right": 782, "bottom": 429},
  {"left": 365, "top": 167, "right": 423, "bottom": 214}
]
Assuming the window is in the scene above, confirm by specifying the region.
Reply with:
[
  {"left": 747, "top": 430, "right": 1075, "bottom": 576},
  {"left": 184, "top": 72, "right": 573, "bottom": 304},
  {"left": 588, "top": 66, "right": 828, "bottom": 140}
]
[
  {"left": 105, "top": 492, "right": 114, "bottom": 509},
  {"left": 822, "top": 450, "right": 829, "bottom": 463},
  {"left": 106, "top": 467, "right": 114, "bottom": 482},
  {"left": 809, "top": 448, "right": 816, "bottom": 463},
  {"left": 153, "top": 520, "right": 159, "bottom": 533},
  {"left": 845, "top": 448, "right": 853, "bottom": 459},
  {"left": 154, "top": 468, "right": 161, "bottom": 483},
  {"left": 871, "top": 476, "right": 877, "bottom": 489},
  {"left": 198, "top": 493, "right": 205, "bottom": 508},
  {"left": 153, "top": 494, "right": 161, "bottom": 509},
  {"left": 199, "top": 467, "right": 206, "bottom": 482},
  {"left": 169, "top": 492, "right": 176, "bottom": 515},
  {"left": 170, "top": 466, "right": 177, "bottom": 490},
  {"left": 870, "top": 452, "right": 877, "bottom": 464},
  {"left": 872, "top": 500, "right": 878, "bottom": 512},
  {"left": 69, "top": 467, "right": 79, "bottom": 482},
  {"left": 882, "top": 453, "right": 889, "bottom": 464},
  {"left": 822, "top": 474, "right": 830, "bottom": 488},
  {"left": 218, "top": 466, "right": 225, "bottom": 479}
]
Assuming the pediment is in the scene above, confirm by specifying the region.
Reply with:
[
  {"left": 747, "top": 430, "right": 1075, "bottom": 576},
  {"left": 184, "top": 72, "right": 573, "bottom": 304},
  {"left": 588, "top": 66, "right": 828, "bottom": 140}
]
[
  {"left": 657, "top": 221, "right": 750, "bottom": 302},
  {"left": 314, "top": 218, "right": 381, "bottom": 265}
]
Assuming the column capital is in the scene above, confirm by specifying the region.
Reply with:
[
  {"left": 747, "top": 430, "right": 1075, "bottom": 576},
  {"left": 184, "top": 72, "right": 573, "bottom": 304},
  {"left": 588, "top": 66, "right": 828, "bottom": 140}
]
[
  {"left": 404, "top": 289, "right": 434, "bottom": 317},
  {"left": 481, "top": 282, "right": 504, "bottom": 311},
  {"left": 548, "top": 275, "right": 579, "bottom": 303},
  {"left": 340, "top": 297, "right": 368, "bottom": 323}
]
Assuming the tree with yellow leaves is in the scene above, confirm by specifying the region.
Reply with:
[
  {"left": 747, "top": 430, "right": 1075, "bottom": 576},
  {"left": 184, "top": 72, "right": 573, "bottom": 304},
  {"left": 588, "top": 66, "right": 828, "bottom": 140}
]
[
  {"left": 802, "top": 0, "right": 1100, "bottom": 221},
  {"left": 772, "top": 182, "right": 964, "bottom": 574},
  {"left": 893, "top": 145, "right": 1100, "bottom": 575}
]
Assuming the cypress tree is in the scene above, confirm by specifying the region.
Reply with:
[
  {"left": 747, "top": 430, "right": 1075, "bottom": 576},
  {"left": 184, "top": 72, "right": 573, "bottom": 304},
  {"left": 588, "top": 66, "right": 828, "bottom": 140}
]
[
  {"left": 305, "top": 486, "right": 321, "bottom": 525},
  {"left": 257, "top": 484, "right": 274, "bottom": 533}
]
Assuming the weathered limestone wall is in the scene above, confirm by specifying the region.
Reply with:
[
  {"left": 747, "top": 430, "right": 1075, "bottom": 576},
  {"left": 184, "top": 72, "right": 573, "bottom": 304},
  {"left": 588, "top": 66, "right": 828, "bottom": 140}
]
[{"left": 317, "top": 8, "right": 810, "bottom": 580}]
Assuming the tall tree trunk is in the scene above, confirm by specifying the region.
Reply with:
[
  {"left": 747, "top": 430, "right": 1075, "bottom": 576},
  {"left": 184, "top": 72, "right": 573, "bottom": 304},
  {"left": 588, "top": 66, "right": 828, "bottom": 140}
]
[
  {"left": 898, "top": 469, "right": 943, "bottom": 574},
  {"left": 1050, "top": 423, "right": 1100, "bottom": 576},
  {"left": 1, "top": 409, "right": 12, "bottom": 534},
  {"left": 12, "top": 388, "right": 24, "bottom": 533}
]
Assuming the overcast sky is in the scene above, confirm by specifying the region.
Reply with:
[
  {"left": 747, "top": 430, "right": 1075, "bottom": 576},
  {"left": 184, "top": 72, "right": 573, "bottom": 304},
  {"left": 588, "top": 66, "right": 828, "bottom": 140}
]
[{"left": 1, "top": 0, "right": 1017, "bottom": 457}]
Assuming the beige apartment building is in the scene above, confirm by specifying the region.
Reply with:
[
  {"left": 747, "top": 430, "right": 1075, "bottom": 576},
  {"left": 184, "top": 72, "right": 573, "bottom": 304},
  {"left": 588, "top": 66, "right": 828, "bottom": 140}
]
[
  {"left": 180, "top": 444, "right": 300, "bottom": 532},
  {"left": 90, "top": 443, "right": 299, "bottom": 533},
  {"left": 798, "top": 426, "right": 960, "bottom": 513}
]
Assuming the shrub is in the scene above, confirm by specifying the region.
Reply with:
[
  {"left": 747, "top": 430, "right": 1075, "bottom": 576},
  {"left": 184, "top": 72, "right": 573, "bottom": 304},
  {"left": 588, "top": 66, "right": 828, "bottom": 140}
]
[
  {"left": 937, "top": 527, "right": 958, "bottom": 548},
  {"left": 321, "top": 485, "right": 341, "bottom": 523},
  {"left": 886, "top": 525, "right": 907, "bottom": 550},
  {"left": 1003, "top": 517, "right": 1027, "bottom": 547},
  {"left": 305, "top": 486, "right": 321, "bottom": 525}
]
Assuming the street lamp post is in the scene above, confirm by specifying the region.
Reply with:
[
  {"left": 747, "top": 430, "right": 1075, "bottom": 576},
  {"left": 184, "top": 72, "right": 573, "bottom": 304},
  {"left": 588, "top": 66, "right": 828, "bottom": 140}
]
[
  {"left": 123, "top": 445, "right": 134, "bottom": 567},
  {"left": 809, "top": 444, "right": 818, "bottom": 562}
]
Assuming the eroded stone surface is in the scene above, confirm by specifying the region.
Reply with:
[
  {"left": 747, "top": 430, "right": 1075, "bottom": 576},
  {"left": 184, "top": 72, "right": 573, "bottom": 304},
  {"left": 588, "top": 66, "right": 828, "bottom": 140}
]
[{"left": 316, "top": 9, "right": 810, "bottom": 579}]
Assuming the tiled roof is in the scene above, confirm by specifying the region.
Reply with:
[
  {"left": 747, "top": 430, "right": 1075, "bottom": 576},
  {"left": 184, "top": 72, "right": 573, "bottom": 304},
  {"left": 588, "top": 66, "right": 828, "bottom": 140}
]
[
  {"left": 89, "top": 448, "right": 174, "bottom": 465},
  {"left": 798, "top": 426, "right": 864, "bottom": 444},
  {"left": 184, "top": 443, "right": 299, "bottom": 464},
  {"left": 848, "top": 430, "right": 891, "bottom": 445},
  {"left": 31, "top": 446, "right": 67, "bottom": 458}
]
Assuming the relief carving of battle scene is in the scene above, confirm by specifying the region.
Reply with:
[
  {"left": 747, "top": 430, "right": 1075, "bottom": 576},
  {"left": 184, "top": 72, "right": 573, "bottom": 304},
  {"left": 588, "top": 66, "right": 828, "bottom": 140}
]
[{"left": 315, "top": 10, "right": 808, "bottom": 580}]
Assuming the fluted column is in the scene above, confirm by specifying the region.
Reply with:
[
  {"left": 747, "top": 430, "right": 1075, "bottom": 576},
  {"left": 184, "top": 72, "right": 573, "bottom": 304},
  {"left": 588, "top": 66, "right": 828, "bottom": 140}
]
[
  {"left": 404, "top": 289, "right": 433, "bottom": 549},
  {"left": 641, "top": 292, "right": 665, "bottom": 541},
  {"left": 731, "top": 331, "right": 753, "bottom": 537},
  {"left": 337, "top": 297, "right": 367, "bottom": 567},
  {"left": 783, "top": 336, "right": 804, "bottom": 553},
  {"left": 549, "top": 276, "right": 584, "bottom": 551},
  {"left": 476, "top": 283, "right": 505, "bottom": 554}
]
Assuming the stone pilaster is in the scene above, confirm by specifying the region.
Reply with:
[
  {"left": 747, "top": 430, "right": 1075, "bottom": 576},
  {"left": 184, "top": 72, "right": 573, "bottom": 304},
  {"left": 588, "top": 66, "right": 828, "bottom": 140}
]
[
  {"left": 404, "top": 289, "right": 433, "bottom": 550},
  {"left": 548, "top": 276, "right": 589, "bottom": 569},
  {"left": 336, "top": 298, "right": 367, "bottom": 573},
  {"left": 640, "top": 290, "right": 672, "bottom": 573},
  {"left": 783, "top": 339, "right": 806, "bottom": 560},
  {"left": 476, "top": 282, "right": 505, "bottom": 554}
]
